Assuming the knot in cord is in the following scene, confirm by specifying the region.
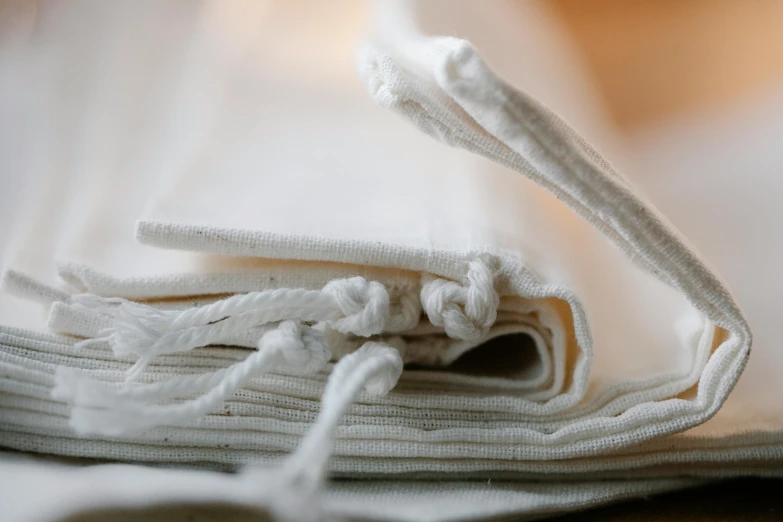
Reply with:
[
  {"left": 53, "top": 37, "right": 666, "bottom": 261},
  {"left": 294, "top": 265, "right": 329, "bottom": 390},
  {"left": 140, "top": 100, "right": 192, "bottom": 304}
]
[
  {"left": 323, "top": 277, "right": 390, "bottom": 336},
  {"left": 263, "top": 320, "right": 330, "bottom": 375},
  {"left": 420, "top": 257, "right": 499, "bottom": 342},
  {"left": 68, "top": 276, "right": 395, "bottom": 378}
]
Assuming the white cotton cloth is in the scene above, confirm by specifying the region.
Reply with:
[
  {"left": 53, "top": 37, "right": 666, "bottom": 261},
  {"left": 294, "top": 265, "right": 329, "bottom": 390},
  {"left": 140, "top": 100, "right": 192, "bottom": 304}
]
[
  {"left": 0, "top": 453, "right": 698, "bottom": 522},
  {"left": 0, "top": 0, "right": 780, "bottom": 521}
]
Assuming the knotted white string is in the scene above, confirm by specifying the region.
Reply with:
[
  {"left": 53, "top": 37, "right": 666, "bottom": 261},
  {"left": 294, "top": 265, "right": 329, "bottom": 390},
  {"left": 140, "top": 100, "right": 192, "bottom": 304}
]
[
  {"left": 52, "top": 258, "right": 495, "bottom": 445},
  {"left": 53, "top": 320, "right": 331, "bottom": 435},
  {"left": 247, "top": 342, "right": 403, "bottom": 521},
  {"left": 69, "top": 277, "right": 413, "bottom": 378},
  {"left": 48, "top": 261, "right": 500, "bottom": 517},
  {"left": 420, "top": 256, "right": 499, "bottom": 342}
]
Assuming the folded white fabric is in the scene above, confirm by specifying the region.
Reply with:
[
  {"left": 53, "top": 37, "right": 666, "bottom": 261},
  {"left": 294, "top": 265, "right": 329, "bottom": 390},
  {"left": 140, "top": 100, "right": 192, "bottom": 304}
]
[
  {"left": 0, "top": 0, "right": 779, "bottom": 521},
  {"left": 0, "top": 452, "right": 698, "bottom": 522}
]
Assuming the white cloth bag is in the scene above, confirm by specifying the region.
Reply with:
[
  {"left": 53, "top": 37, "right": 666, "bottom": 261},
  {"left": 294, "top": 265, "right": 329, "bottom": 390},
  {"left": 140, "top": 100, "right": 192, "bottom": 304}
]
[{"left": 0, "top": 0, "right": 780, "bottom": 520}]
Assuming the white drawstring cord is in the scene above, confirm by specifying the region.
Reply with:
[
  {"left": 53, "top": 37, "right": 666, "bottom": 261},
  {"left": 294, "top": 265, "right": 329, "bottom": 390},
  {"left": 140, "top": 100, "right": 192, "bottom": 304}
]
[
  {"left": 52, "top": 320, "right": 330, "bottom": 435},
  {"left": 54, "top": 337, "right": 404, "bottom": 520},
  {"left": 247, "top": 342, "right": 403, "bottom": 521},
  {"left": 421, "top": 257, "right": 499, "bottom": 342},
  {"left": 40, "top": 258, "right": 499, "bottom": 518},
  {"left": 51, "top": 276, "right": 415, "bottom": 437},
  {"left": 45, "top": 261, "right": 499, "bottom": 517},
  {"left": 69, "top": 277, "right": 419, "bottom": 370}
]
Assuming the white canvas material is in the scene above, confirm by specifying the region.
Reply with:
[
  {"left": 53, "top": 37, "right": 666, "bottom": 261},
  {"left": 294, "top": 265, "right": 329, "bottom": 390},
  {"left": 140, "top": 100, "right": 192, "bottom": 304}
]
[
  {"left": 0, "top": 0, "right": 781, "bottom": 521},
  {"left": 0, "top": 452, "right": 699, "bottom": 522}
]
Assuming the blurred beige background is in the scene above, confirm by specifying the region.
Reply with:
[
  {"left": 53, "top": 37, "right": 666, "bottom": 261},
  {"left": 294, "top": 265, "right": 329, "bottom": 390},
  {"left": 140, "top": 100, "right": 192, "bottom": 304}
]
[{"left": 550, "top": 0, "right": 783, "bottom": 130}]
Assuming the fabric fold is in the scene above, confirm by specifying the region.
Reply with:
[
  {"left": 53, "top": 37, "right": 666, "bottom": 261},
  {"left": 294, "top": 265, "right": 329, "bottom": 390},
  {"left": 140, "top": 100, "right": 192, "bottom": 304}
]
[{"left": 0, "top": 1, "right": 778, "bottom": 521}]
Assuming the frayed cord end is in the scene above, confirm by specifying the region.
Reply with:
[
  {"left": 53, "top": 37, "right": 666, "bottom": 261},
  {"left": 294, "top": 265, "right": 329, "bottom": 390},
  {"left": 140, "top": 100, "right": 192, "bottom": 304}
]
[
  {"left": 54, "top": 320, "right": 333, "bottom": 437},
  {"left": 68, "top": 405, "right": 153, "bottom": 436},
  {"left": 72, "top": 336, "right": 112, "bottom": 350},
  {"left": 52, "top": 367, "right": 139, "bottom": 408},
  {"left": 52, "top": 370, "right": 155, "bottom": 435},
  {"left": 70, "top": 293, "right": 133, "bottom": 309}
]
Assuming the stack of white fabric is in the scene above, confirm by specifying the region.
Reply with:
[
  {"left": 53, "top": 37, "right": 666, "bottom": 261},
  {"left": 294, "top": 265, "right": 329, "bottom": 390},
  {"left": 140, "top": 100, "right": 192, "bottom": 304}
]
[{"left": 1, "top": 1, "right": 781, "bottom": 521}]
